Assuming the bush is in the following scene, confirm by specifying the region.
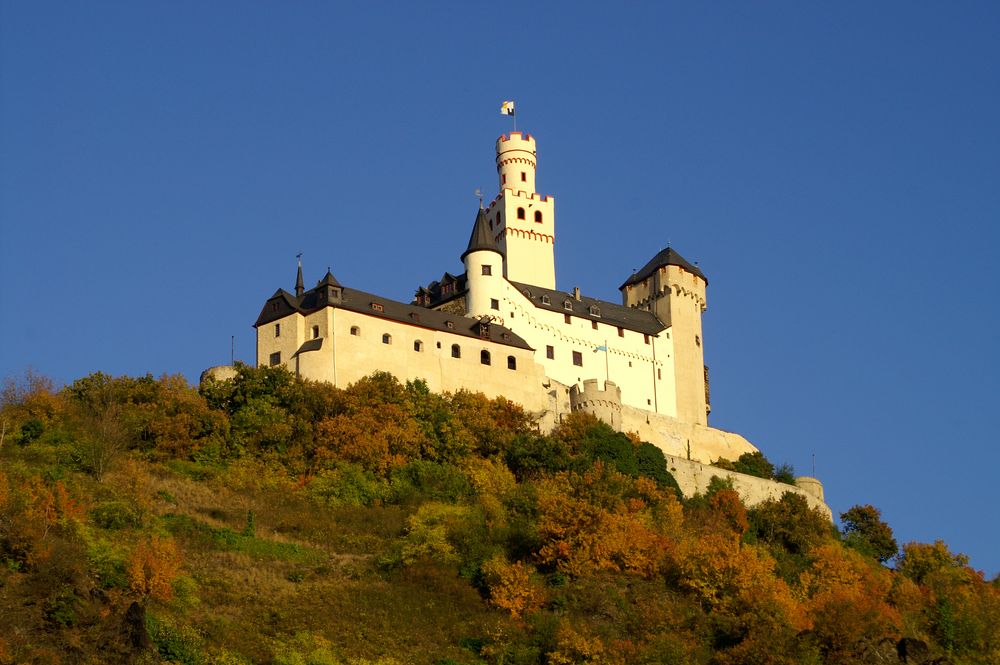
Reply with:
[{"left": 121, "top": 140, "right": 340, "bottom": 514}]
[
  {"left": 635, "top": 442, "right": 681, "bottom": 494},
  {"left": 90, "top": 500, "right": 145, "bottom": 530},
  {"left": 307, "top": 464, "right": 391, "bottom": 507}
]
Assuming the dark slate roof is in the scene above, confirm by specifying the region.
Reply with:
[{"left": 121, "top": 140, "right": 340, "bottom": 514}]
[
  {"left": 414, "top": 272, "right": 468, "bottom": 308},
  {"left": 619, "top": 247, "right": 707, "bottom": 290},
  {"left": 255, "top": 281, "right": 532, "bottom": 350},
  {"left": 461, "top": 207, "right": 501, "bottom": 260},
  {"left": 317, "top": 270, "right": 342, "bottom": 287},
  {"left": 295, "top": 262, "right": 305, "bottom": 296},
  {"left": 508, "top": 281, "right": 666, "bottom": 335}
]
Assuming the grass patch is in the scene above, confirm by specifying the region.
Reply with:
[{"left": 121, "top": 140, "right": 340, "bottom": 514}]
[{"left": 161, "top": 513, "right": 324, "bottom": 563}]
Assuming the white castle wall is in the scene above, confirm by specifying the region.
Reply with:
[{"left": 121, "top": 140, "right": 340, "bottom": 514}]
[{"left": 663, "top": 454, "right": 832, "bottom": 519}]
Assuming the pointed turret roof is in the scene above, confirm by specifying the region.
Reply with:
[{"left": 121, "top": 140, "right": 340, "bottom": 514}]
[
  {"left": 295, "top": 260, "right": 305, "bottom": 297},
  {"left": 618, "top": 246, "right": 707, "bottom": 290},
  {"left": 317, "top": 270, "right": 342, "bottom": 287},
  {"left": 461, "top": 206, "right": 501, "bottom": 261}
]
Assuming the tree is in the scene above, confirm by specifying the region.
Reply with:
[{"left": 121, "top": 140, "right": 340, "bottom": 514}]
[
  {"left": 839, "top": 504, "right": 898, "bottom": 563},
  {"left": 127, "top": 534, "right": 182, "bottom": 602}
]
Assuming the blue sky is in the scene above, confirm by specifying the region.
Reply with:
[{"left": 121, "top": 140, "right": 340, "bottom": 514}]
[{"left": 2, "top": 2, "right": 998, "bottom": 576}]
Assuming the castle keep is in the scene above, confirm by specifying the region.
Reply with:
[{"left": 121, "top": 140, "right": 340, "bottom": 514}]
[{"left": 237, "top": 131, "right": 828, "bottom": 514}]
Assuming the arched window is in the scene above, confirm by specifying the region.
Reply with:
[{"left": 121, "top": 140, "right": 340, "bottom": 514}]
[
  {"left": 517, "top": 207, "right": 525, "bottom": 220},
  {"left": 481, "top": 350, "right": 491, "bottom": 365},
  {"left": 451, "top": 344, "right": 461, "bottom": 358},
  {"left": 350, "top": 326, "right": 360, "bottom": 336},
  {"left": 507, "top": 356, "right": 517, "bottom": 370},
  {"left": 382, "top": 333, "right": 392, "bottom": 344},
  {"left": 311, "top": 325, "right": 320, "bottom": 339},
  {"left": 414, "top": 340, "right": 424, "bottom": 352},
  {"left": 534, "top": 210, "right": 542, "bottom": 223}
]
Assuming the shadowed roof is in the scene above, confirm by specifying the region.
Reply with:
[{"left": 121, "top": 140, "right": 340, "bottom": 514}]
[
  {"left": 508, "top": 281, "right": 666, "bottom": 335},
  {"left": 255, "top": 281, "right": 532, "bottom": 350},
  {"left": 619, "top": 247, "right": 707, "bottom": 290}
]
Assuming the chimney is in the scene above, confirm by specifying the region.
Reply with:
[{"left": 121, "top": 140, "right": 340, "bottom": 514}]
[{"left": 573, "top": 287, "right": 581, "bottom": 301}]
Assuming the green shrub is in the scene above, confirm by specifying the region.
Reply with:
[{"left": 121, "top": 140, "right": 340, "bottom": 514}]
[
  {"left": 147, "top": 614, "right": 205, "bottom": 665},
  {"left": 390, "top": 460, "right": 471, "bottom": 503},
  {"left": 772, "top": 463, "right": 796, "bottom": 485},
  {"left": 636, "top": 442, "right": 681, "bottom": 494},
  {"left": 307, "top": 463, "right": 391, "bottom": 507},
  {"left": 90, "top": 500, "right": 145, "bottom": 530}
]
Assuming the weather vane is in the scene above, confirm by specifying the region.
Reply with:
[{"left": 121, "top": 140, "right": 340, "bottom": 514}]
[{"left": 474, "top": 188, "right": 483, "bottom": 207}]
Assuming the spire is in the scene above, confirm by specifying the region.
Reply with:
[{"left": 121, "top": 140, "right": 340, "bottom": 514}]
[
  {"left": 295, "top": 254, "right": 304, "bottom": 297},
  {"left": 461, "top": 205, "right": 500, "bottom": 261}
]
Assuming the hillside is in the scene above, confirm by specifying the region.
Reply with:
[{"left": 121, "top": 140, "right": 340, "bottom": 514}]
[{"left": 0, "top": 366, "right": 997, "bottom": 665}]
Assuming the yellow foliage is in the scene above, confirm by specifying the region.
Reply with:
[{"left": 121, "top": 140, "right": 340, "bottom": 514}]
[
  {"left": 127, "top": 534, "right": 182, "bottom": 601},
  {"left": 480, "top": 553, "right": 544, "bottom": 618},
  {"left": 464, "top": 457, "right": 516, "bottom": 496},
  {"left": 547, "top": 621, "right": 622, "bottom": 665}
]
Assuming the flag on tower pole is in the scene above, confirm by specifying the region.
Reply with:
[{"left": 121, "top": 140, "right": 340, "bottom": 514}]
[{"left": 500, "top": 100, "right": 516, "bottom": 131}]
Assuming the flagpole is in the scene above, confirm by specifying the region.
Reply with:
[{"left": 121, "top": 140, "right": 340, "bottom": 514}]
[{"left": 604, "top": 339, "right": 610, "bottom": 385}]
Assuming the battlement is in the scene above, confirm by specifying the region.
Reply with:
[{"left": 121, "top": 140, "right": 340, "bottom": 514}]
[
  {"left": 496, "top": 132, "right": 536, "bottom": 149},
  {"left": 570, "top": 379, "right": 623, "bottom": 429}
]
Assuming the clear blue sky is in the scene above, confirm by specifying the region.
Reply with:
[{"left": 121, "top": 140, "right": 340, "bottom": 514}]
[{"left": 2, "top": 2, "right": 998, "bottom": 576}]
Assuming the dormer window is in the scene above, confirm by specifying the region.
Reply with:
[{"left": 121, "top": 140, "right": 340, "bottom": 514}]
[
  {"left": 409, "top": 312, "right": 421, "bottom": 322},
  {"left": 541, "top": 295, "right": 550, "bottom": 305},
  {"left": 589, "top": 305, "right": 601, "bottom": 317},
  {"left": 371, "top": 302, "right": 384, "bottom": 313},
  {"left": 563, "top": 301, "right": 573, "bottom": 310},
  {"left": 446, "top": 321, "right": 454, "bottom": 329}
]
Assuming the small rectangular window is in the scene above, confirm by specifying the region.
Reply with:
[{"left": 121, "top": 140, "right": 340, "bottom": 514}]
[
  {"left": 546, "top": 345, "right": 554, "bottom": 360},
  {"left": 482, "top": 265, "right": 492, "bottom": 276},
  {"left": 572, "top": 351, "right": 583, "bottom": 366},
  {"left": 371, "top": 302, "right": 384, "bottom": 312},
  {"left": 269, "top": 352, "right": 281, "bottom": 367},
  {"left": 312, "top": 325, "right": 319, "bottom": 339},
  {"left": 490, "top": 298, "right": 499, "bottom": 310},
  {"left": 274, "top": 323, "right": 280, "bottom": 338}
]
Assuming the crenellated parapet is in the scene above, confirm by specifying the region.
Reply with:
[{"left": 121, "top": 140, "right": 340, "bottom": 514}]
[{"left": 570, "top": 379, "right": 623, "bottom": 430}]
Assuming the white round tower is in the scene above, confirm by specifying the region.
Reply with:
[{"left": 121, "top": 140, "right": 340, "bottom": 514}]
[
  {"left": 496, "top": 132, "right": 537, "bottom": 193},
  {"left": 462, "top": 207, "right": 504, "bottom": 318}
]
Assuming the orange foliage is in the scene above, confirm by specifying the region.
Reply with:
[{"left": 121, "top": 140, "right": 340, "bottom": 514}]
[
  {"left": 709, "top": 488, "right": 749, "bottom": 537},
  {"left": 798, "top": 544, "right": 901, "bottom": 659},
  {"left": 127, "top": 534, "right": 182, "bottom": 602},
  {"left": 480, "top": 553, "right": 544, "bottom": 618},
  {"left": 314, "top": 404, "right": 425, "bottom": 474},
  {"left": 535, "top": 468, "right": 675, "bottom": 578},
  {"left": 676, "top": 532, "right": 807, "bottom": 630}
]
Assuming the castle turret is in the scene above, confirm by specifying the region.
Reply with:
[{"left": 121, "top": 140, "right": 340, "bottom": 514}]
[
  {"left": 485, "top": 132, "right": 556, "bottom": 289},
  {"left": 462, "top": 206, "right": 503, "bottom": 319},
  {"left": 621, "top": 247, "right": 710, "bottom": 426}
]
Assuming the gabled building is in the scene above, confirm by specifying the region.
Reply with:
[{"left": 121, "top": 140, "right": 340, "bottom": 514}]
[{"left": 245, "top": 132, "right": 786, "bottom": 471}]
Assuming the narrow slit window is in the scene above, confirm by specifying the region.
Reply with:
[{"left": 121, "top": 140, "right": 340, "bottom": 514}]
[
  {"left": 546, "top": 345, "right": 554, "bottom": 359},
  {"left": 534, "top": 210, "right": 542, "bottom": 223},
  {"left": 451, "top": 344, "right": 461, "bottom": 358},
  {"left": 274, "top": 323, "right": 280, "bottom": 338},
  {"left": 517, "top": 207, "right": 525, "bottom": 220},
  {"left": 311, "top": 325, "right": 320, "bottom": 339}
]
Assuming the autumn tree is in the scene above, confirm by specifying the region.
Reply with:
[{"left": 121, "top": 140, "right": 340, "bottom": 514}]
[{"left": 126, "top": 534, "right": 182, "bottom": 602}]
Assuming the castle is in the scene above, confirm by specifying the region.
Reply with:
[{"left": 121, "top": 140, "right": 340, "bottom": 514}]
[{"left": 232, "top": 131, "right": 828, "bottom": 514}]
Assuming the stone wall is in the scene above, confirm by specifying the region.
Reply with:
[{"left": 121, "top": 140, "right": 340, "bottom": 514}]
[{"left": 663, "top": 453, "right": 831, "bottom": 519}]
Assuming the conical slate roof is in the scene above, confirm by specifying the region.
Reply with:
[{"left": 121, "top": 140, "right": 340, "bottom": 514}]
[
  {"left": 295, "top": 261, "right": 305, "bottom": 297},
  {"left": 317, "top": 270, "right": 342, "bottom": 287},
  {"left": 619, "top": 246, "right": 707, "bottom": 290},
  {"left": 461, "top": 206, "right": 500, "bottom": 261}
]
